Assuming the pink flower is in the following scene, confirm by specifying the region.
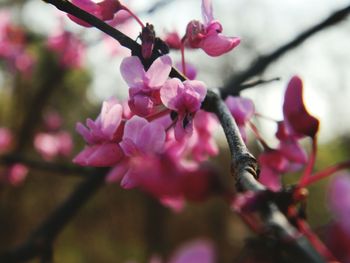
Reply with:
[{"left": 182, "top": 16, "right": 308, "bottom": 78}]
[
  {"left": 67, "top": 0, "right": 123, "bottom": 27},
  {"left": 47, "top": 30, "right": 85, "bottom": 68},
  {"left": 175, "top": 62, "right": 197, "bottom": 80},
  {"left": 1, "top": 163, "right": 28, "bottom": 186},
  {"left": 160, "top": 78, "right": 207, "bottom": 141},
  {"left": 34, "top": 131, "right": 73, "bottom": 161},
  {"left": 258, "top": 149, "right": 289, "bottom": 191},
  {"left": 164, "top": 31, "right": 182, "bottom": 49},
  {"left": 117, "top": 115, "right": 167, "bottom": 189},
  {"left": 120, "top": 55, "right": 172, "bottom": 116},
  {"left": 189, "top": 110, "right": 219, "bottom": 162},
  {"left": 0, "top": 11, "right": 34, "bottom": 74},
  {"left": 185, "top": 0, "right": 240, "bottom": 56},
  {"left": 225, "top": 96, "right": 255, "bottom": 142},
  {"left": 73, "top": 98, "right": 124, "bottom": 167},
  {"left": 283, "top": 76, "right": 319, "bottom": 138},
  {"left": 168, "top": 239, "right": 215, "bottom": 263},
  {"left": 0, "top": 127, "right": 13, "bottom": 153},
  {"left": 328, "top": 173, "right": 350, "bottom": 235}
]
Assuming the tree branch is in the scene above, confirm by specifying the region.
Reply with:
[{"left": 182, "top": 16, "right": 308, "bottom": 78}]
[
  {"left": 220, "top": 4, "right": 350, "bottom": 98},
  {"left": 202, "top": 91, "right": 326, "bottom": 262}
]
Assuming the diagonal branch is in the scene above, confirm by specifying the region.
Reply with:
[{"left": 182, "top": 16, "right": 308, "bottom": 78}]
[{"left": 220, "top": 4, "right": 350, "bottom": 98}]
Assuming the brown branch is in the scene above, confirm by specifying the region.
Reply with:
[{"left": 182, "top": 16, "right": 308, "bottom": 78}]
[
  {"left": 220, "top": 4, "right": 350, "bottom": 98},
  {"left": 202, "top": 91, "right": 326, "bottom": 262}
]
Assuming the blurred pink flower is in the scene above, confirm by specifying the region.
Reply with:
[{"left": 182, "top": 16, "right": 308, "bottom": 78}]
[
  {"left": 160, "top": 78, "right": 207, "bottom": 141},
  {"left": 328, "top": 173, "right": 350, "bottom": 235},
  {"left": 225, "top": 96, "right": 255, "bottom": 142},
  {"left": 0, "top": 11, "right": 34, "bottom": 74},
  {"left": 185, "top": 0, "right": 240, "bottom": 56},
  {"left": 120, "top": 55, "right": 172, "bottom": 116},
  {"left": 168, "top": 239, "right": 215, "bottom": 263},
  {"left": 0, "top": 127, "right": 13, "bottom": 153},
  {"left": 73, "top": 98, "right": 124, "bottom": 167},
  {"left": 34, "top": 131, "right": 73, "bottom": 161},
  {"left": 47, "top": 30, "right": 85, "bottom": 68}
]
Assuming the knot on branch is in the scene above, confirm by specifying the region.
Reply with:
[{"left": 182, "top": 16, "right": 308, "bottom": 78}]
[{"left": 232, "top": 153, "right": 260, "bottom": 191}]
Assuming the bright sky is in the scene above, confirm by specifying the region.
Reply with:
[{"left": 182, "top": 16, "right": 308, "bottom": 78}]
[{"left": 22, "top": 0, "right": 350, "bottom": 143}]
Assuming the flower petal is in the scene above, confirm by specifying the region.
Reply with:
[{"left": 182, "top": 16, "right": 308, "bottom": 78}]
[
  {"left": 120, "top": 56, "right": 145, "bottom": 88},
  {"left": 201, "top": 0, "right": 214, "bottom": 24},
  {"left": 283, "top": 76, "right": 319, "bottom": 138},
  {"left": 100, "top": 101, "right": 123, "bottom": 139},
  {"left": 199, "top": 34, "right": 240, "bottom": 57},
  {"left": 145, "top": 55, "right": 172, "bottom": 89}
]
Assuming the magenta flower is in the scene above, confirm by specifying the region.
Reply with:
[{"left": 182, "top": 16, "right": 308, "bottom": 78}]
[
  {"left": 283, "top": 76, "right": 319, "bottom": 139},
  {"left": 34, "top": 131, "right": 73, "bottom": 161},
  {"left": 184, "top": 0, "right": 240, "bottom": 56},
  {"left": 168, "top": 239, "right": 215, "bottom": 263},
  {"left": 47, "top": 30, "right": 85, "bottom": 68},
  {"left": 225, "top": 96, "right": 255, "bottom": 142},
  {"left": 120, "top": 55, "right": 172, "bottom": 116},
  {"left": 115, "top": 115, "right": 171, "bottom": 190},
  {"left": 73, "top": 98, "right": 124, "bottom": 167},
  {"left": 68, "top": 0, "right": 123, "bottom": 27},
  {"left": 0, "top": 11, "right": 34, "bottom": 75},
  {"left": 0, "top": 127, "right": 13, "bottom": 153},
  {"left": 328, "top": 173, "right": 350, "bottom": 235},
  {"left": 189, "top": 110, "right": 219, "bottom": 162},
  {"left": 160, "top": 78, "right": 207, "bottom": 141}
]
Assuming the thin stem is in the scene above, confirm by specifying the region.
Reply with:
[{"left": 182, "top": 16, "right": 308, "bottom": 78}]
[
  {"left": 299, "top": 137, "right": 318, "bottom": 187},
  {"left": 180, "top": 40, "right": 187, "bottom": 76},
  {"left": 299, "top": 160, "right": 350, "bottom": 187},
  {"left": 122, "top": 5, "right": 145, "bottom": 28}
]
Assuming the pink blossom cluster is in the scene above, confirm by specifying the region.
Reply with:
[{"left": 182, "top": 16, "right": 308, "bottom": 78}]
[
  {"left": 47, "top": 27, "right": 85, "bottom": 69},
  {"left": 34, "top": 112, "right": 73, "bottom": 161},
  {"left": 0, "top": 11, "right": 34, "bottom": 75},
  {"left": 74, "top": 54, "right": 221, "bottom": 210}
]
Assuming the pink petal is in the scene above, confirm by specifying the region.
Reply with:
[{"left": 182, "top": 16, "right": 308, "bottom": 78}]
[
  {"left": 105, "top": 161, "right": 128, "bottom": 183},
  {"left": 145, "top": 55, "right": 172, "bottom": 88},
  {"left": 259, "top": 166, "right": 281, "bottom": 191},
  {"left": 100, "top": 102, "right": 123, "bottom": 139},
  {"left": 97, "top": 0, "right": 122, "bottom": 21},
  {"left": 279, "top": 140, "right": 308, "bottom": 164},
  {"left": 160, "top": 196, "right": 185, "bottom": 213},
  {"left": 169, "top": 240, "right": 215, "bottom": 263},
  {"left": 160, "top": 78, "right": 183, "bottom": 111},
  {"left": 68, "top": 0, "right": 100, "bottom": 27},
  {"left": 185, "top": 80, "right": 207, "bottom": 110},
  {"left": 225, "top": 96, "right": 255, "bottom": 125},
  {"left": 122, "top": 116, "right": 148, "bottom": 143},
  {"left": 7, "top": 163, "right": 28, "bottom": 186},
  {"left": 120, "top": 168, "right": 139, "bottom": 189},
  {"left": 73, "top": 144, "right": 123, "bottom": 167},
  {"left": 328, "top": 173, "right": 350, "bottom": 235},
  {"left": 283, "top": 76, "right": 319, "bottom": 138},
  {"left": 201, "top": 0, "right": 214, "bottom": 24},
  {"left": 137, "top": 122, "right": 166, "bottom": 154},
  {"left": 120, "top": 56, "right": 145, "bottom": 88},
  {"left": 199, "top": 34, "right": 240, "bottom": 57}
]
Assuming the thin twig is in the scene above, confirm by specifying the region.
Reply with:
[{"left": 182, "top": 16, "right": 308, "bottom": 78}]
[
  {"left": 0, "top": 154, "right": 96, "bottom": 176},
  {"left": 220, "top": 4, "right": 350, "bottom": 98}
]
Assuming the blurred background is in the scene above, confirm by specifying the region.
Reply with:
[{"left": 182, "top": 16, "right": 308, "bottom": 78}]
[{"left": 1, "top": 0, "right": 350, "bottom": 262}]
